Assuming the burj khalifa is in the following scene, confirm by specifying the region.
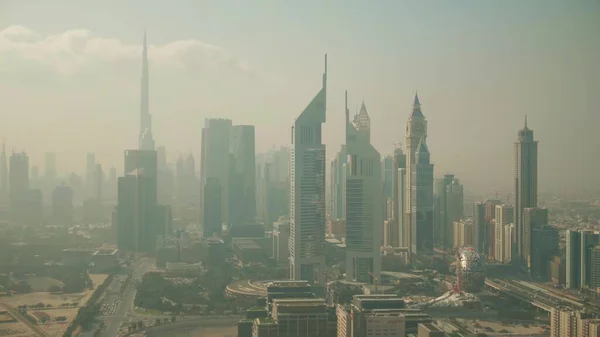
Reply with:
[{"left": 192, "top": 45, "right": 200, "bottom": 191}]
[{"left": 139, "top": 32, "right": 155, "bottom": 151}]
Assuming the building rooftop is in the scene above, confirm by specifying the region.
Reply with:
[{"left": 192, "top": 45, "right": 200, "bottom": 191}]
[
  {"left": 93, "top": 249, "right": 119, "bottom": 256},
  {"left": 420, "top": 323, "right": 443, "bottom": 332},
  {"left": 233, "top": 238, "right": 262, "bottom": 250}
]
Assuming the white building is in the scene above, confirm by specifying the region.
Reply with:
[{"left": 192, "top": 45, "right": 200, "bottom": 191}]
[
  {"left": 494, "top": 204, "right": 515, "bottom": 263},
  {"left": 289, "top": 55, "right": 328, "bottom": 284},
  {"left": 344, "top": 91, "right": 382, "bottom": 283}
]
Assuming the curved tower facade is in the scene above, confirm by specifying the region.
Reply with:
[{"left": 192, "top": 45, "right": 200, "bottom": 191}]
[{"left": 289, "top": 55, "right": 327, "bottom": 284}]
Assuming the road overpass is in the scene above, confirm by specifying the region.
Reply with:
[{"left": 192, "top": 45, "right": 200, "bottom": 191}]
[{"left": 485, "top": 279, "right": 554, "bottom": 312}]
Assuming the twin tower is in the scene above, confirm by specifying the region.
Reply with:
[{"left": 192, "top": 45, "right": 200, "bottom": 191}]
[{"left": 290, "top": 55, "right": 434, "bottom": 285}]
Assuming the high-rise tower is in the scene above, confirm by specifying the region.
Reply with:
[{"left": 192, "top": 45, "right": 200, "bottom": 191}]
[
  {"left": 289, "top": 55, "right": 327, "bottom": 284},
  {"left": 0, "top": 142, "right": 7, "bottom": 198},
  {"left": 515, "top": 116, "right": 538, "bottom": 266},
  {"left": 344, "top": 92, "right": 382, "bottom": 283},
  {"left": 200, "top": 118, "right": 232, "bottom": 229},
  {"left": 411, "top": 137, "right": 434, "bottom": 255},
  {"left": 139, "top": 32, "right": 155, "bottom": 151},
  {"left": 404, "top": 93, "right": 427, "bottom": 259}
]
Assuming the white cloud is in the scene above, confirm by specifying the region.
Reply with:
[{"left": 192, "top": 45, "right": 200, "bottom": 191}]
[{"left": 0, "top": 25, "right": 250, "bottom": 74}]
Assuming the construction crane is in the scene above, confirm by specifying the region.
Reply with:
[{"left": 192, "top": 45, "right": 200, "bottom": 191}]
[{"left": 369, "top": 272, "right": 380, "bottom": 294}]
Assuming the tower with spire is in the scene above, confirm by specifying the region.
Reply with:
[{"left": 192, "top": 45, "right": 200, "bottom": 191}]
[
  {"left": 289, "top": 55, "right": 327, "bottom": 284},
  {"left": 404, "top": 93, "right": 428, "bottom": 260},
  {"left": 139, "top": 31, "right": 155, "bottom": 151},
  {"left": 515, "top": 115, "right": 538, "bottom": 268},
  {"left": 344, "top": 90, "right": 382, "bottom": 284}
]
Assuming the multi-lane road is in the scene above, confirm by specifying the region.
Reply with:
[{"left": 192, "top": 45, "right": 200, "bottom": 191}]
[{"left": 95, "top": 258, "right": 154, "bottom": 337}]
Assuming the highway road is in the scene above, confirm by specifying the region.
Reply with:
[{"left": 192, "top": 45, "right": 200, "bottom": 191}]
[{"left": 98, "top": 258, "right": 154, "bottom": 337}]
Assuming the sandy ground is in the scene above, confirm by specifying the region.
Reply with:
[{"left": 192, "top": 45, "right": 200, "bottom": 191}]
[
  {"left": 35, "top": 308, "right": 79, "bottom": 336},
  {"left": 0, "top": 322, "right": 36, "bottom": 337},
  {"left": 0, "top": 274, "right": 109, "bottom": 308},
  {"left": 0, "top": 274, "right": 109, "bottom": 337},
  {"left": 458, "top": 318, "right": 548, "bottom": 335}
]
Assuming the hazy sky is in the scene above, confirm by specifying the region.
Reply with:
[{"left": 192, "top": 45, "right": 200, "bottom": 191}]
[{"left": 0, "top": 0, "right": 598, "bottom": 195}]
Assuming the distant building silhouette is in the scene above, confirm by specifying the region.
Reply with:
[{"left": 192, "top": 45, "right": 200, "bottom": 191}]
[
  {"left": 200, "top": 118, "right": 232, "bottom": 228},
  {"left": 228, "top": 125, "right": 256, "bottom": 226},
  {"left": 0, "top": 143, "right": 7, "bottom": 199},
  {"left": 9, "top": 152, "right": 29, "bottom": 223},
  {"left": 202, "top": 177, "right": 222, "bottom": 237},
  {"left": 116, "top": 149, "right": 170, "bottom": 253},
  {"left": 52, "top": 184, "right": 74, "bottom": 226}
]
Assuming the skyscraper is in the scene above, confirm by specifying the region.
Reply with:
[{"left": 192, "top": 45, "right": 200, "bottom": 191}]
[
  {"left": 116, "top": 170, "right": 156, "bottom": 252},
  {"left": 116, "top": 148, "right": 169, "bottom": 252},
  {"left": 434, "top": 174, "right": 464, "bottom": 249},
  {"left": 530, "top": 225, "right": 558, "bottom": 281},
  {"left": 473, "top": 202, "right": 486, "bottom": 254},
  {"left": 95, "top": 163, "right": 103, "bottom": 201},
  {"left": 411, "top": 137, "right": 434, "bottom": 255},
  {"left": 0, "top": 143, "right": 7, "bottom": 199},
  {"left": 85, "top": 153, "right": 95, "bottom": 198},
  {"left": 397, "top": 168, "right": 407, "bottom": 248},
  {"left": 382, "top": 156, "right": 394, "bottom": 201},
  {"left": 494, "top": 204, "right": 514, "bottom": 263},
  {"left": 344, "top": 92, "right": 382, "bottom": 283},
  {"left": 289, "top": 55, "right": 327, "bottom": 284},
  {"left": 52, "top": 184, "right": 73, "bottom": 225},
  {"left": 523, "top": 207, "right": 549, "bottom": 271},
  {"left": 566, "top": 229, "right": 582, "bottom": 289},
  {"left": 9, "top": 152, "right": 29, "bottom": 222},
  {"left": 203, "top": 177, "right": 222, "bottom": 237},
  {"left": 156, "top": 146, "right": 173, "bottom": 205},
  {"left": 30, "top": 165, "right": 39, "bottom": 189},
  {"left": 404, "top": 94, "right": 427, "bottom": 261},
  {"left": 200, "top": 118, "right": 233, "bottom": 228},
  {"left": 44, "top": 152, "right": 57, "bottom": 185},
  {"left": 139, "top": 32, "right": 155, "bottom": 151},
  {"left": 228, "top": 125, "right": 256, "bottom": 226},
  {"left": 515, "top": 116, "right": 538, "bottom": 266},
  {"left": 329, "top": 145, "right": 346, "bottom": 221},
  {"left": 389, "top": 145, "right": 407, "bottom": 248}
]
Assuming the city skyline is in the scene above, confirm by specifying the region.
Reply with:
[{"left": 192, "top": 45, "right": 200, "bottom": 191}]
[{"left": 1, "top": 1, "right": 599, "bottom": 195}]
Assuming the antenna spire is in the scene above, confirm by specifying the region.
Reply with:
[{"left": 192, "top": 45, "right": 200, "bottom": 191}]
[
  {"left": 322, "top": 53, "right": 328, "bottom": 88},
  {"left": 345, "top": 90, "right": 349, "bottom": 123},
  {"left": 525, "top": 115, "right": 528, "bottom": 128}
]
